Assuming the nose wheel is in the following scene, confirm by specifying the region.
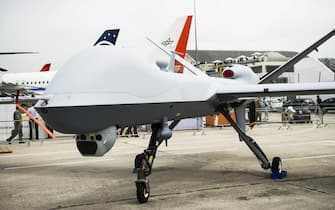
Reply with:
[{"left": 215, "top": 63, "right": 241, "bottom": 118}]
[
  {"left": 134, "top": 151, "right": 153, "bottom": 203},
  {"left": 133, "top": 119, "right": 179, "bottom": 203},
  {"left": 136, "top": 180, "right": 150, "bottom": 203}
]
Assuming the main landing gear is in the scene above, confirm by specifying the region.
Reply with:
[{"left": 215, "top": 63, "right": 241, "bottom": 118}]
[
  {"left": 133, "top": 105, "right": 285, "bottom": 203},
  {"left": 133, "top": 118, "right": 179, "bottom": 203},
  {"left": 219, "top": 106, "right": 285, "bottom": 177}
]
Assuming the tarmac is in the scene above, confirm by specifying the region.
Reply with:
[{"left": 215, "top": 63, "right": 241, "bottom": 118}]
[{"left": 0, "top": 113, "right": 335, "bottom": 210}]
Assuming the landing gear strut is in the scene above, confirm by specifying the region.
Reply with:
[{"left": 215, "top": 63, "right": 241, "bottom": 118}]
[
  {"left": 219, "top": 105, "right": 282, "bottom": 174},
  {"left": 134, "top": 118, "right": 180, "bottom": 203}
]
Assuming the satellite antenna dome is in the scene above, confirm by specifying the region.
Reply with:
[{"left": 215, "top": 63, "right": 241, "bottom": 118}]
[{"left": 156, "top": 60, "right": 169, "bottom": 71}]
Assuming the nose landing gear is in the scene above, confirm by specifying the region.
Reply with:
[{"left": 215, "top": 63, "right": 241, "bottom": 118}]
[{"left": 133, "top": 118, "right": 180, "bottom": 203}]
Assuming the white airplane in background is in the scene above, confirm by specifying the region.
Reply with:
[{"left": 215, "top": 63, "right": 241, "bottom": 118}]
[
  {"left": 35, "top": 18, "right": 335, "bottom": 203},
  {"left": 0, "top": 63, "right": 53, "bottom": 96}
]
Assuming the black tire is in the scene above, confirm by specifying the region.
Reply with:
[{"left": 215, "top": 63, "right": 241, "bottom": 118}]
[
  {"left": 136, "top": 181, "right": 150, "bottom": 203},
  {"left": 271, "top": 157, "right": 282, "bottom": 174}
]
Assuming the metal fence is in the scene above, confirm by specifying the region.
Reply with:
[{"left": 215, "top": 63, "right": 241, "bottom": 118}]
[{"left": 0, "top": 119, "right": 48, "bottom": 141}]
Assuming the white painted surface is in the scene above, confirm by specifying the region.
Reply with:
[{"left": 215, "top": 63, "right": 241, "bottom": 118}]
[{"left": 295, "top": 57, "right": 335, "bottom": 100}]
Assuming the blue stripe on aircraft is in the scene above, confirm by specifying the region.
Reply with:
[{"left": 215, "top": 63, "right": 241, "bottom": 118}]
[{"left": 28, "top": 88, "right": 46, "bottom": 91}]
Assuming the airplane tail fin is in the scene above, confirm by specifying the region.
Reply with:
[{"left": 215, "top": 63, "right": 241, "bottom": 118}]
[
  {"left": 151, "top": 16, "right": 193, "bottom": 73},
  {"left": 40, "top": 63, "right": 51, "bottom": 72},
  {"left": 174, "top": 16, "right": 192, "bottom": 73},
  {"left": 94, "top": 29, "right": 120, "bottom": 46}
]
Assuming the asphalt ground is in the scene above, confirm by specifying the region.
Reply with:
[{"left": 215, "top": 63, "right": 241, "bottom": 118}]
[{"left": 0, "top": 113, "right": 335, "bottom": 210}]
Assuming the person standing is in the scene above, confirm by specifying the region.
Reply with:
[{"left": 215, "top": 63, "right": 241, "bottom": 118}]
[
  {"left": 6, "top": 107, "right": 24, "bottom": 144},
  {"left": 28, "top": 106, "right": 39, "bottom": 140},
  {"left": 316, "top": 95, "right": 322, "bottom": 114},
  {"left": 263, "top": 97, "right": 269, "bottom": 121},
  {"left": 124, "top": 126, "right": 139, "bottom": 137},
  {"left": 131, "top": 126, "right": 139, "bottom": 137},
  {"left": 255, "top": 98, "right": 263, "bottom": 122}
]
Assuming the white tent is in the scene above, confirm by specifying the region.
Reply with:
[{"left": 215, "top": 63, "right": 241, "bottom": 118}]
[{"left": 294, "top": 57, "right": 335, "bottom": 100}]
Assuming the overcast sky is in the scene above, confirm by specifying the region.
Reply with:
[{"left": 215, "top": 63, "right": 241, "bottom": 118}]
[{"left": 0, "top": 0, "right": 334, "bottom": 73}]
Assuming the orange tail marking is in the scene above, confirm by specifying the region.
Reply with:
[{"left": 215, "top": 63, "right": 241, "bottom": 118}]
[{"left": 174, "top": 16, "right": 192, "bottom": 73}]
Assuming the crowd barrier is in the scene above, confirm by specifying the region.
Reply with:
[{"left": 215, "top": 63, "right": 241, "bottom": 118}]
[{"left": 0, "top": 119, "right": 49, "bottom": 141}]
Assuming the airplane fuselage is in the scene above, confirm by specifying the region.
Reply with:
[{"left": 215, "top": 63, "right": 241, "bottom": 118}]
[
  {"left": 35, "top": 46, "right": 335, "bottom": 134},
  {"left": 35, "top": 47, "right": 249, "bottom": 133},
  {"left": 1, "top": 71, "right": 56, "bottom": 94}
]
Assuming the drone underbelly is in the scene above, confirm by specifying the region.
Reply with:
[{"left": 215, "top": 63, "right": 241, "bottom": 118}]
[{"left": 37, "top": 100, "right": 215, "bottom": 134}]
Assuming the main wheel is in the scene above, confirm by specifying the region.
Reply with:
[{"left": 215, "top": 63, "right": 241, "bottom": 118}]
[
  {"left": 136, "top": 181, "right": 150, "bottom": 203},
  {"left": 271, "top": 157, "right": 282, "bottom": 174}
]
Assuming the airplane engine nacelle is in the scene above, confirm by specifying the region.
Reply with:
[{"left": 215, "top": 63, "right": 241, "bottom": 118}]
[
  {"left": 222, "top": 64, "right": 259, "bottom": 84},
  {"left": 76, "top": 126, "right": 117, "bottom": 156}
]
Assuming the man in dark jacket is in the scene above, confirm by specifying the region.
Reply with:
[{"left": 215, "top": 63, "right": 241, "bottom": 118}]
[{"left": 6, "top": 107, "right": 24, "bottom": 144}]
